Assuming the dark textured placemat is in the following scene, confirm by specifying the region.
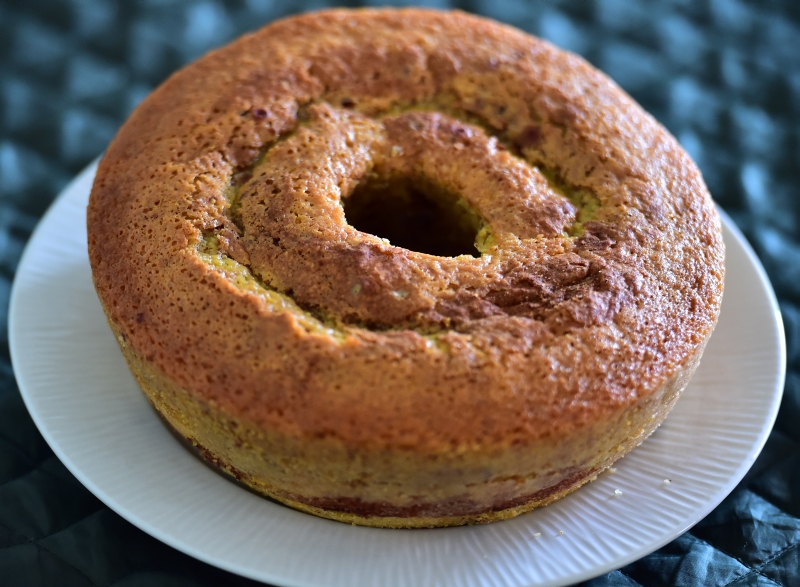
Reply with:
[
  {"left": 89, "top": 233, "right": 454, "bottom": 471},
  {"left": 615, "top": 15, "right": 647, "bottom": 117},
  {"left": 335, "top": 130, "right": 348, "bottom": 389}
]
[{"left": 1, "top": 1, "right": 798, "bottom": 585}]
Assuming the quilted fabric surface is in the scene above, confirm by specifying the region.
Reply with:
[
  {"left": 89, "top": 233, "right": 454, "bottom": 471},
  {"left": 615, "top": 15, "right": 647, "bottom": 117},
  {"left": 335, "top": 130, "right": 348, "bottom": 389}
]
[{"left": 0, "top": 1, "right": 798, "bottom": 585}]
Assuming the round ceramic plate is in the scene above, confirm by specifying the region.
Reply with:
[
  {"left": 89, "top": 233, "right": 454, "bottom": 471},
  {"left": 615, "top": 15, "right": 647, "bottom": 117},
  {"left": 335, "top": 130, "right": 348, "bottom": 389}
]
[{"left": 10, "top": 161, "right": 785, "bottom": 587}]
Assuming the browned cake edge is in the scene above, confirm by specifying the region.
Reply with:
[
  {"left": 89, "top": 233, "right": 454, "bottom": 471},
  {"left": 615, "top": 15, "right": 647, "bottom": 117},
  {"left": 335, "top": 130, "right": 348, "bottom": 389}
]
[{"left": 108, "top": 317, "right": 709, "bottom": 528}]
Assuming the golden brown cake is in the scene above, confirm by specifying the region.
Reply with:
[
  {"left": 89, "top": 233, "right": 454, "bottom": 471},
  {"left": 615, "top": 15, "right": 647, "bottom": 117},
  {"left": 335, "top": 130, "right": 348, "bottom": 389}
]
[{"left": 87, "top": 8, "right": 724, "bottom": 528}]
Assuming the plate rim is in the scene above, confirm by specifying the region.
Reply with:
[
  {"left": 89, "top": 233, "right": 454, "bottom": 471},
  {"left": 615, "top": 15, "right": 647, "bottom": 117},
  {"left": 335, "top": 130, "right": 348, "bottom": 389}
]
[{"left": 8, "top": 160, "right": 787, "bottom": 587}]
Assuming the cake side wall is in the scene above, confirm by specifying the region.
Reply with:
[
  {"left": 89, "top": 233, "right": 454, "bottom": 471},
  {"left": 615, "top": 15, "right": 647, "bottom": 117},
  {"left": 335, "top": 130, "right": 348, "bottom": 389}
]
[{"left": 103, "top": 315, "right": 707, "bottom": 527}]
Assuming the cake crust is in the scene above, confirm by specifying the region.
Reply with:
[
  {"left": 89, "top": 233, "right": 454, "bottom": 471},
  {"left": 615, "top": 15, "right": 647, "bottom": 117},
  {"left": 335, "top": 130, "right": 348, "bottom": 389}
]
[{"left": 88, "top": 8, "right": 724, "bottom": 527}]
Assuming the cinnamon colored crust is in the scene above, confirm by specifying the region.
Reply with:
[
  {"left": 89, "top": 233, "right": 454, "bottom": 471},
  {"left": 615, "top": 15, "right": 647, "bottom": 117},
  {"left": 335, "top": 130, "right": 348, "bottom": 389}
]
[{"left": 87, "top": 8, "right": 725, "bottom": 527}]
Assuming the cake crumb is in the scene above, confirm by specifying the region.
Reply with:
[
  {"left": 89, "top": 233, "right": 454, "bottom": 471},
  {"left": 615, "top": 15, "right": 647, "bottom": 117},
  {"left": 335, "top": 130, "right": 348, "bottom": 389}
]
[
  {"left": 663, "top": 479, "right": 671, "bottom": 484},
  {"left": 614, "top": 489, "right": 623, "bottom": 497},
  {"left": 534, "top": 532, "right": 541, "bottom": 538}
]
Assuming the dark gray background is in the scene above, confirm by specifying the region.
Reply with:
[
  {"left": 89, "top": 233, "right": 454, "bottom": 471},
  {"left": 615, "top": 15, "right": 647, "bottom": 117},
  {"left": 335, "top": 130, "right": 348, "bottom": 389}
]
[{"left": 1, "top": 1, "right": 798, "bottom": 585}]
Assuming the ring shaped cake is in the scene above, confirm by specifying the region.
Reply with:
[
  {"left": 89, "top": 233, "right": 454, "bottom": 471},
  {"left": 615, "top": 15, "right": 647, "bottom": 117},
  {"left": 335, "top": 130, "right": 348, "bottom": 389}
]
[{"left": 87, "top": 9, "right": 725, "bottom": 528}]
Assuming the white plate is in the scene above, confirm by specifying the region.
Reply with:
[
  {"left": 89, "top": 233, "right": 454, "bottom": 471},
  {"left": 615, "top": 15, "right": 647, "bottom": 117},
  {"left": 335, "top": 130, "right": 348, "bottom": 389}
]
[{"left": 10, "top": 161, "right": 785, "bottom": 587}]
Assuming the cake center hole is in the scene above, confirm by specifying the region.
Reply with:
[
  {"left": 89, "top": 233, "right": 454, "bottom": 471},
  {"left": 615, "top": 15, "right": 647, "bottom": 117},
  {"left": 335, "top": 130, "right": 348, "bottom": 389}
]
[{"left": 343, "top": 176, "right": 481, "bottom": 258}]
